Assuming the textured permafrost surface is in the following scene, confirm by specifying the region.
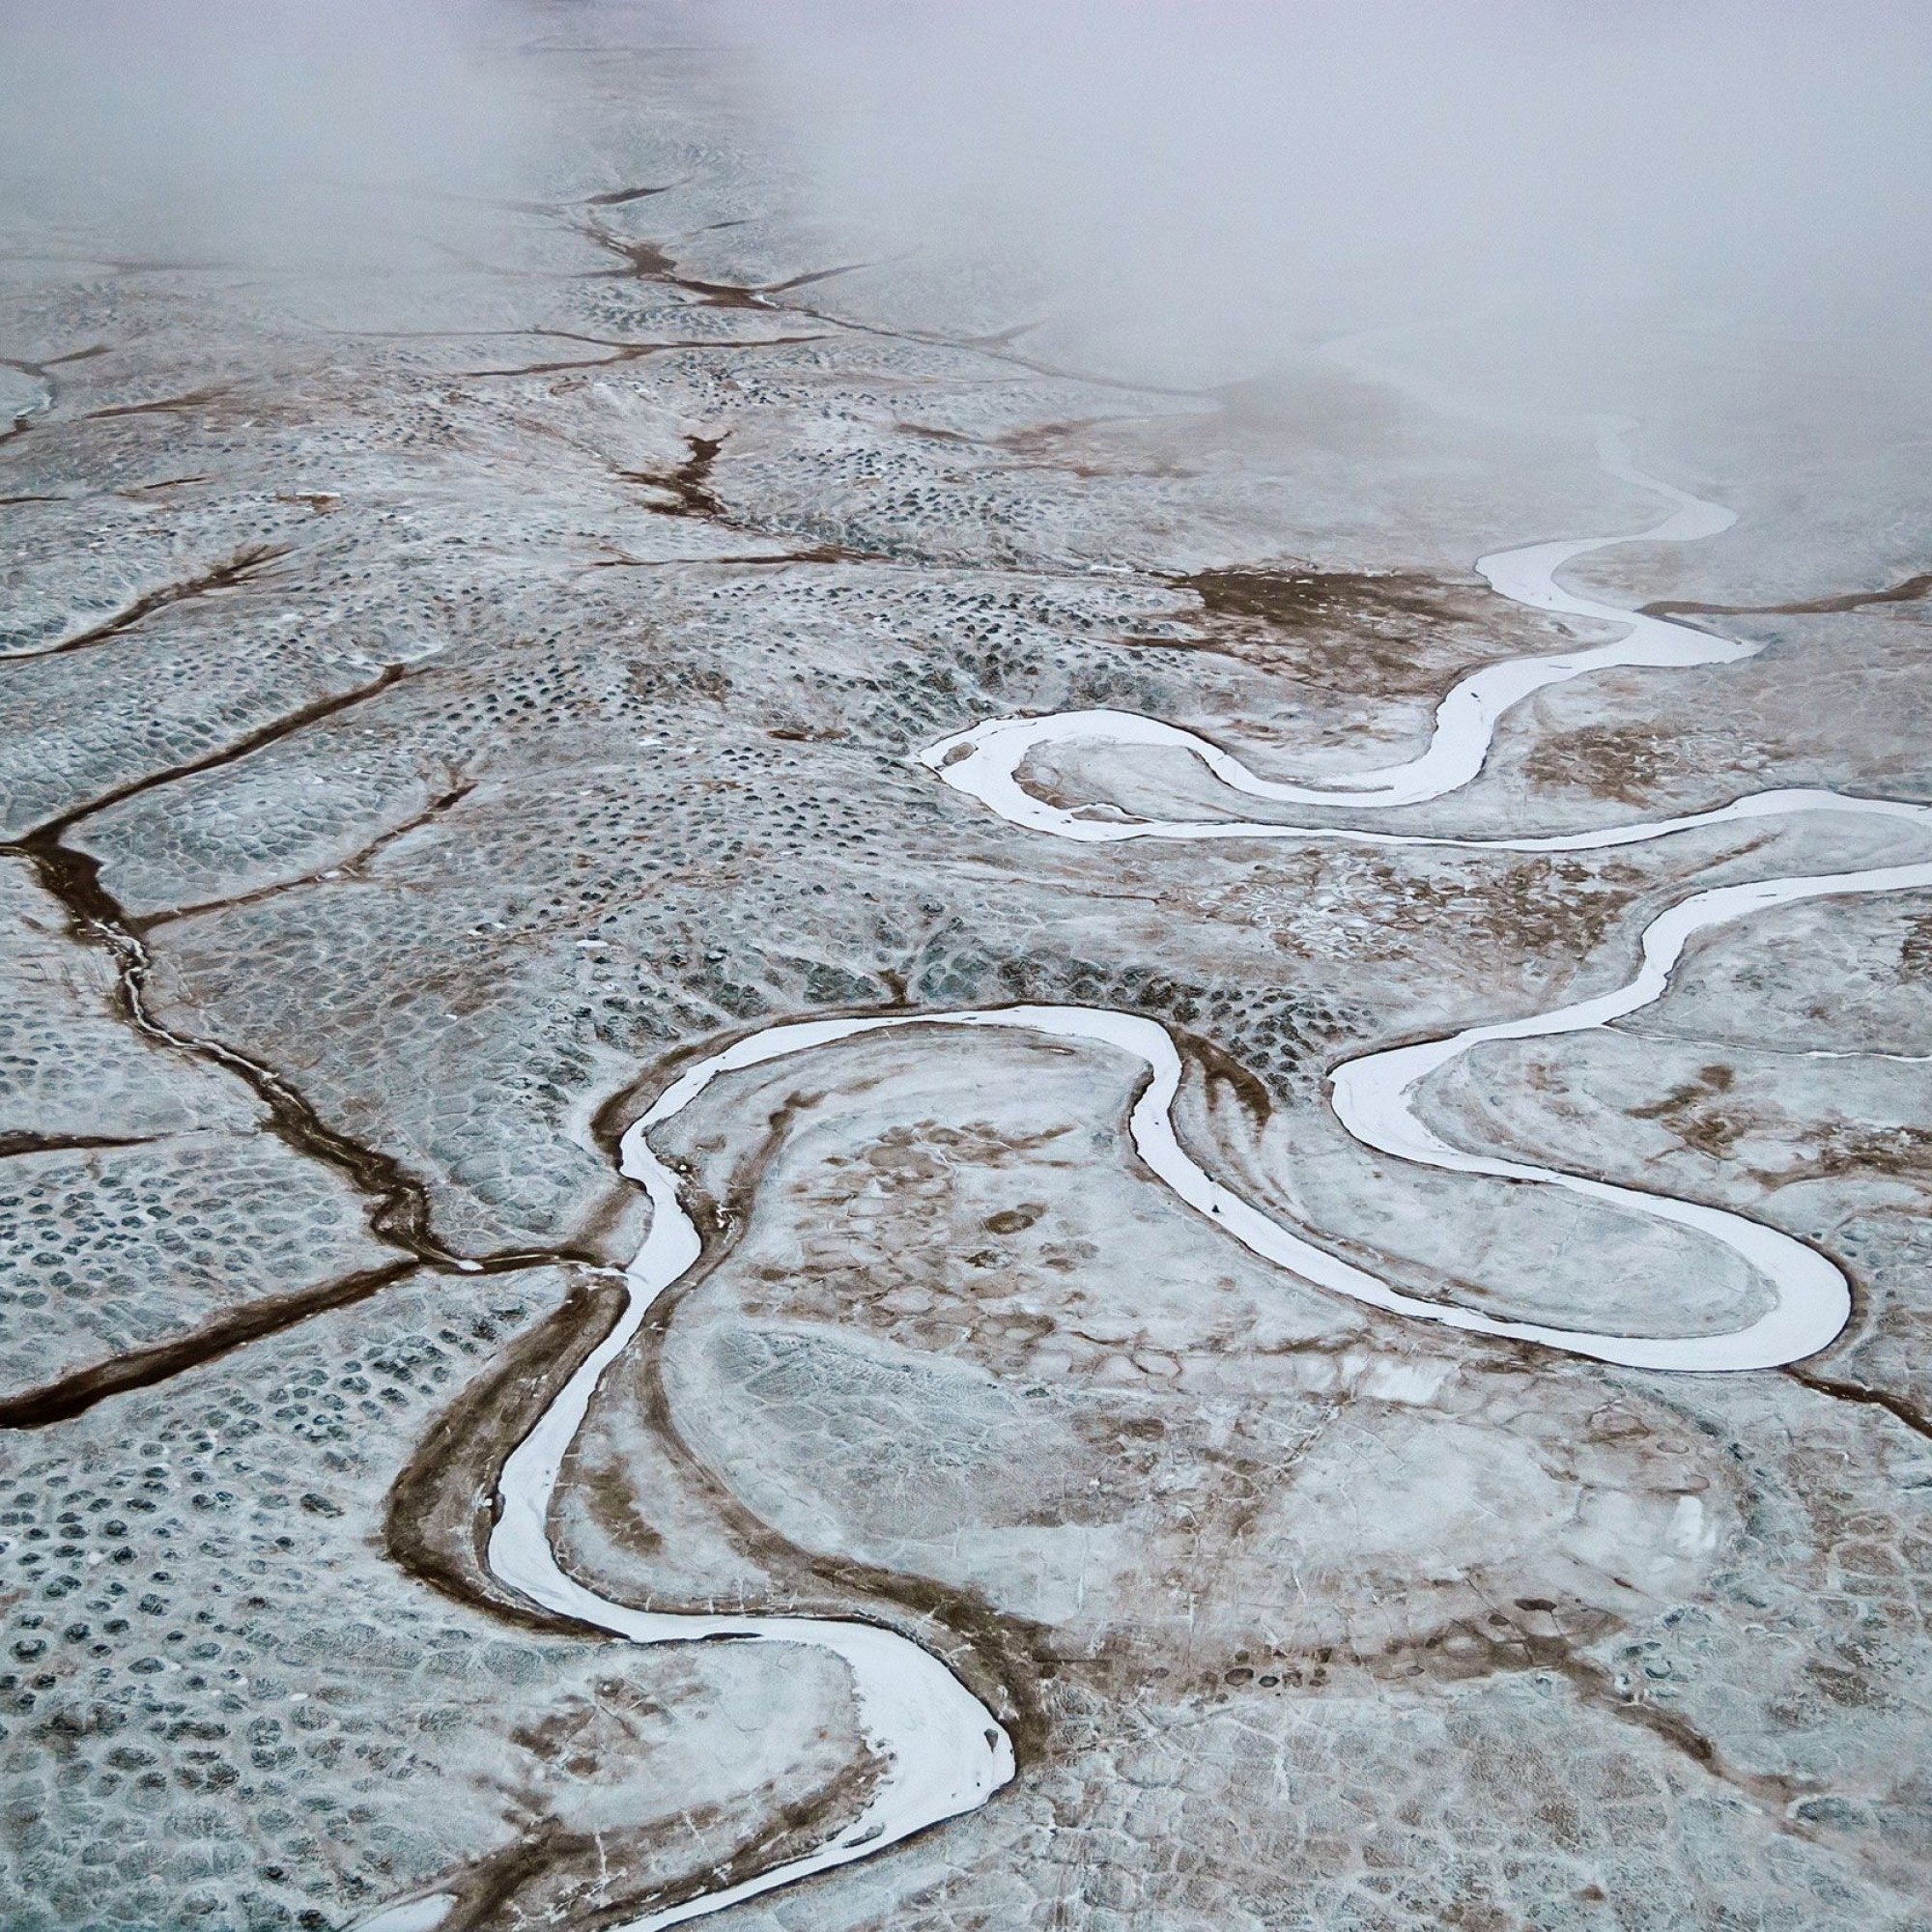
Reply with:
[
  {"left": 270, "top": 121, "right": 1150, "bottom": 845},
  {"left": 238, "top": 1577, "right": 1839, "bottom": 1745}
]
[
  {"left": 0, "top": 1273, "right": 871, "bottom": 1932},
  {"left": 1, "top": 10, "right": 1930, "bottom": 1928}
]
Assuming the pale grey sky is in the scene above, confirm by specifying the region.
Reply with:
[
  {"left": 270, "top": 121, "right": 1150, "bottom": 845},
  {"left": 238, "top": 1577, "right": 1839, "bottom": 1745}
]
[{"left": 736, "top": 1, "right": 1932, "bottom": 383}]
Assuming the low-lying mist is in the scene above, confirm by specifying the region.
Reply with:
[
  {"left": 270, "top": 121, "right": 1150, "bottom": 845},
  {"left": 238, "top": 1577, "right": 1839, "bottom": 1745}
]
[
  {"left": 3, "top": 1, "right": 1925, "bottom": 407},
  {"left": 734, "top": 0, "right": 1932, "bottom": 392},
  {"left": 0, "top": 0, "right": 525, "bottom": 277}
]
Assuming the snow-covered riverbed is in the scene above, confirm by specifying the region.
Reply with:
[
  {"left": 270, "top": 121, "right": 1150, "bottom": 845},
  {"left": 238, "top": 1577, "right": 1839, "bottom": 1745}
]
[{"left": 351, "top": 435, "right": 1932, "bottom": 1932}]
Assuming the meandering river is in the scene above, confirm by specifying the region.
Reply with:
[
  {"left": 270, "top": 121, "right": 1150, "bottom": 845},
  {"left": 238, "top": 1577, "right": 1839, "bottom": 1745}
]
[{"left": 361, "top": 434, "right": 1930, "bottom": 1931}]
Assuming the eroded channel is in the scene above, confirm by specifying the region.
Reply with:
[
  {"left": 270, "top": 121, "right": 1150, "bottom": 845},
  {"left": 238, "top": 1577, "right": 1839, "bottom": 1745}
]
[{"left": 363, "top": 430, "right": 1929, "bottom": 1929}]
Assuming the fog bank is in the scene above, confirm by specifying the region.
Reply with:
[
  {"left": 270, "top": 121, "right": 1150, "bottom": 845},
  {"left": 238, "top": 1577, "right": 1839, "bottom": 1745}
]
[
  {"left": 733, "top": 1, "right": 1932, "bottom": 386},
  {"left": 0, "top": 0, "right": 524, "bottom": 274}
]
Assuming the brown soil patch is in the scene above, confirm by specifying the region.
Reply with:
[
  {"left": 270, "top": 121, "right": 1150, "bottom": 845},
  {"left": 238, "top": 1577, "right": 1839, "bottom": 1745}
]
[
  {"left": 1524, "top": 724, "right": 1676, "bottom": 806},
  {"left": 1124, "top": 565, "right": 1548, "bottom": 703}
]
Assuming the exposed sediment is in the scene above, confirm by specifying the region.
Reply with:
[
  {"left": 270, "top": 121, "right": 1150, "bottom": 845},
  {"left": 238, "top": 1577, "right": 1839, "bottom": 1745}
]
[
  {"left": 7, "top": 59, "right": 1929, "bottom": 1932},
  {"left": 431, "top": 423, "right": 1932, "bottom": 1926}
]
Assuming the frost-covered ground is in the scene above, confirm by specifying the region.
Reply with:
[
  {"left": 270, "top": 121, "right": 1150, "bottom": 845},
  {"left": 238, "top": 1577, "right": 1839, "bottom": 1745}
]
[{"left": 2, "top": 7, "right": 1930, "bottom": 1930}]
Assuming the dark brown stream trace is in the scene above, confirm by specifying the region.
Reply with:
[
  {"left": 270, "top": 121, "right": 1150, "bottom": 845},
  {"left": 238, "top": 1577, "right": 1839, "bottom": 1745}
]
[
  {"left": 1640, "top": 571, "right": 1932, "bottom": 619},
  {"left": 0, "top": 672, "right": 609, "bottom": 1429},
  {"left": 23, "top": 545, "right": 289, "bottom": 659}
]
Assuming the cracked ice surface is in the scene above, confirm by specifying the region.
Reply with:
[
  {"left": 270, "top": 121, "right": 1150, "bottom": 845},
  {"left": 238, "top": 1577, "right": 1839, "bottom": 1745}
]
[{"left": 3, "top": 6, "right": 1932, "bottom": 1930}]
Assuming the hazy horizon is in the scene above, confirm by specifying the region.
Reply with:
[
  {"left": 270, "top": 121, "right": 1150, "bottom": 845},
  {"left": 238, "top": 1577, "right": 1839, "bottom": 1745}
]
[{"left": 4, "top": 2, "right": 1926, "bottom": 384}]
